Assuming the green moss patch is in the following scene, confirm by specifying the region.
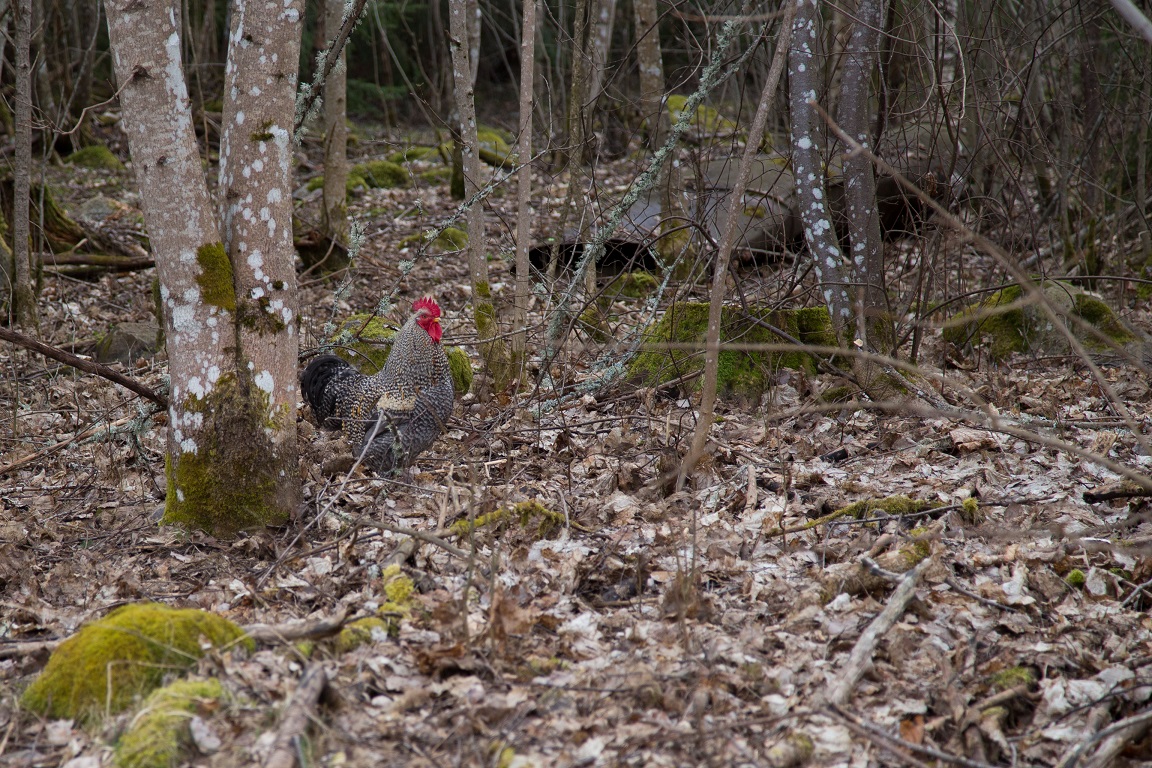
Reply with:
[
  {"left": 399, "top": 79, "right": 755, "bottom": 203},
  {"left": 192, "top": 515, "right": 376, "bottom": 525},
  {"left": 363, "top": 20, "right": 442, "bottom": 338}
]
[
  {"left": 162, "top": 372, "right": 295, "bottom": 536},
  {"left": 450, "top": 500, "right": 568, "bottom": 539},
  {"left": 328, "top": 313, "right": 473, "bottom": 395},
  {"left": 305, "top": 173, "right": 369, "bottom": 193},
  {"left": 352, "top": 159, "right": 410, "bottom": 189},
  {"left": 666, "top": 95, "right": 740, "bottom": 140},
  {"left": 944, "top": 280, "right": 1139, "bottom": 360},
  {"left": 21, "top": 604, "right": 249, "bottom": 724},
  {"left": 399, "top": 226, "right": 468, "bottom": 253},
  {"left": 66, "top": 144, "right": 125, "bottom": 171},
  {"left": 194, "top": 242, "right": 236, "bottom": 312},
  {"left": 418, "top": 166, "right": 454, "bottom": 186},
  {"left": 389, "top": 146, "right": 440, "bottom": 163},
  {"left": 629, "top": 303, "right": 834, "bottom": 400},
  {"left": 477, "top": 127, "right": 514, "bottom": 168},
  {"left": 605, "top": 271, "right": 659, "bottom": 300},
  {"left": 334, "top": 617, "right": 392, "bottom": 652},
  {"left": 114, "top": 678, "right": 225, "bottom": 768}
]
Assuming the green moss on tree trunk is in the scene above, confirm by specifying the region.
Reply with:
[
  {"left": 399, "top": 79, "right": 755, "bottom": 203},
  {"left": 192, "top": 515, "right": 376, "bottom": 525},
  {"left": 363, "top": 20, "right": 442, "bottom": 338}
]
[{"left": 162, "top": 372, "right": 295, "bottom": 536}]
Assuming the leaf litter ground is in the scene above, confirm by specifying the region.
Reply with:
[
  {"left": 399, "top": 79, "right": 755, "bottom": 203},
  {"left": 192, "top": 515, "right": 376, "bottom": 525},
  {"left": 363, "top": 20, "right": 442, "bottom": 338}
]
[{"left": 2, "top": 134, "right": 1152, "bottom": 767}]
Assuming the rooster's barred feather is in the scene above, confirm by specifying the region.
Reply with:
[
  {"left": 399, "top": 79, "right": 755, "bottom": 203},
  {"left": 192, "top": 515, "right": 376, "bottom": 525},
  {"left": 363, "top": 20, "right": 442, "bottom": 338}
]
[{"left": 301, "top": 297, "right": 455, "bottom": 475}]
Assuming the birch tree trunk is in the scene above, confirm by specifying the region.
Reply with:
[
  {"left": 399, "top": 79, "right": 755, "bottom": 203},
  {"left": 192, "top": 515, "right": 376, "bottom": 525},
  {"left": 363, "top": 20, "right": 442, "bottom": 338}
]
[
  {"left": 448, "top": 0, "right": 512, "bottom": 389},
  {"left": 321, "top": 0, "right": 350, "bottom": 257},
  {"left": 10, "top": 0, "right": 35, "bottom": 328},
  {"left": 789, "top": 0, "right": 852, "bottom": 334},
  {"left": 586, "top": 0, "right": 617, "bottom": 110},
  {"left": 836, "top": 0, "right": 890, "bottom": 352},
  {"left": 106, "top": 0, "right": 302, "bottom": 536},
  {"left": 513, "top": 0, "right": 538, "bottom": 379},
  {"left": 633, "top": 0, "right": 666, "bottom": 149}
]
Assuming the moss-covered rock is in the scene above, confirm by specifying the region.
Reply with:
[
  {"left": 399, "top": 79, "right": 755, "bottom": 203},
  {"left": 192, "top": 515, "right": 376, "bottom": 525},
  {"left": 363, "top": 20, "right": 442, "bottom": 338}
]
[
  {"left": 388, "top": 146, "right": 440, "bottom": 164},
  {"left": 605, "top": 271, "right": 659, "bottom": 300},
  {"left": 399, "top": 226, "right": 468, "bottom": 253},
  {"left": 21, "top": 604, "right": 250, "bottom": 724},
  {"left": 352, "top": 159, "right": 410, "bottom": 189},
  {"left": 114, "top": 678, "right": 224, "bottom": 768},
  {"left": 944, "top": 280, "right": 1140, "bottom": 360},
  {"left": 328, "top": 313, "right": 474, "bottom": 395},
  {"left": 418, "top": 166, "right": 454, "bottom": 186},
  {"left": 629, "top": 303, "right": 835, "bottom": 399},
  {"left": 305, "top": 173, "right": 369, "bottom": 194},
  {"left": 66, "top": 144, "right": 125, "bottom": 171},
  {"left": 477, "top": 125, "right": 515, "bottom": 167},
  {"left": 666, "top": 95, "right": 740, "bottom": 141}
]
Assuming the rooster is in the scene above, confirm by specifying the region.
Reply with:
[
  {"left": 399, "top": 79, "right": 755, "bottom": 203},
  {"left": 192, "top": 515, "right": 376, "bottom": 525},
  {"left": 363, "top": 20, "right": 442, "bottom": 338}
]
[{"left": 301, "top": 296, "right": 455, "bottom": 475}]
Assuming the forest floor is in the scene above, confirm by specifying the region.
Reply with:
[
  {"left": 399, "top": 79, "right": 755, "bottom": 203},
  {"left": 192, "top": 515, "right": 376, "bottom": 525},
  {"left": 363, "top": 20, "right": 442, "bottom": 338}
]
[{"left": 3, "top": 121, "right": 1152, "bottom": 768}]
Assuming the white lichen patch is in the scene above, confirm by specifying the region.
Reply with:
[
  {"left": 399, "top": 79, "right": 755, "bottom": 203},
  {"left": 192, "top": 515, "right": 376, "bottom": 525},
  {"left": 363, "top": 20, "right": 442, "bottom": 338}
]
[{"left": 255, "top": 371, "right": 275, "bottom": 394}]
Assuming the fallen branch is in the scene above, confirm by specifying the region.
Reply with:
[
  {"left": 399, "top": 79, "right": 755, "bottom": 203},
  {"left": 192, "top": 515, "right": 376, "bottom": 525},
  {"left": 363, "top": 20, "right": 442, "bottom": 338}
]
[
  {"left": 2, "top": 609, "right": 352, "bottom": 661},
  {"left": 0, "top": 326, "right": 167, "bottom": 408},
  {"left": 243, "top": 608, "right": 349, "bottom": 644},
  {"left": 0, "top": 412, "right": 152, "bottom": 476},
  {"left": 0, "top": 639, "right": 59, "bottom": 659},
  {"left": 265, "top": 663, "right": 330, "bottom": 768},
  {"left": 828, "top": 704, "right": 996, "bottom": 768},
  {"left": 356, "top": 518, "right": 470, "bottom": 559},
  {"left": 1083, "top": 482, "right": 1152, "bottom": 504},
  {"left": 1055, "top": 705, "right": 1152, "bottom": 768},
  {"left": 826, "top": 557, "right": 931, "bottom": 706}
]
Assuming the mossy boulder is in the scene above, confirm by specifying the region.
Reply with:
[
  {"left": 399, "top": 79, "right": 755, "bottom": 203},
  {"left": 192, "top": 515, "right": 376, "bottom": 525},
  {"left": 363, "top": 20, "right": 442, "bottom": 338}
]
[
  {"left": 419, "top": 166, "right": 455, "bottom": 186},
  {"left": 605, "top": 271, "right": 659, "bottom": 300},
  {"left": 66, "top": 144, "right": 125, "bottom": 171},
  {"left": 388, "top": 146, "right": 440, "bottom": 164},
  {"left": 352, "top": 159, "right": 410, "bottom": 189},
  {"left": 328, "top": 313, "right": 474, "bottom": 395},
  {"left": 629, "top": 303, "right": 835, "bottom": 399},
  {"left": 114, "top": 678, "right": 225, "bottom": 768},
  {"left": 305, "top": 173, "right": 368, "bottom": 194},
  {"left": 21, "top": 604, "right": 251, "bottom": 724},
  {"left": 477, "top": 125, "right": 515, "bottom": 167},
  {"left": 399, "top": 226, "right": 468, "bottom": 253},
  {"left": 666, "top": 95, "right": 740, "bottom": 142},
  {"left": 943, "top": 280, "right": 1140, "bottom": 360}
]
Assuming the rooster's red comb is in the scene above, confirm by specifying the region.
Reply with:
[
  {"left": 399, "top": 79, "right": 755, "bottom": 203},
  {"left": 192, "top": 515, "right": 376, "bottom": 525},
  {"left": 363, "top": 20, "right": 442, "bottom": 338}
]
[{"left": 412, "top": 296, "right": 440, "bottom": 316}]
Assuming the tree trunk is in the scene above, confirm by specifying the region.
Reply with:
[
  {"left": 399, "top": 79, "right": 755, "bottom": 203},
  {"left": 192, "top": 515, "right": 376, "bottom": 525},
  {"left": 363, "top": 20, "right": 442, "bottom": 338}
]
[
  {"left": 10, "top": 0, "right": 35, "bottom": 329},
  {"left": 448, "top": 0, "right": 512, "bottom": 389},
  {"left": 105, "top": 0, "right": 300, "bottom": 536},
  {"left": 512, "top": 0, "right": 538, "bottom": 380},
  {"left": 586, "top": 0, "right": 617, "bottom": 109},
  {"left": 677, "top": 6, "right": 793, "bottom": 490},
  {"left": 789, "top": 0, "right": 852, "bottom": 334},
  {"left": 836, "top": 0, "right": 890, "bottom": 353},
  {"left": 633, "top": 0, "right": 666, "bottom": 149},
  {"left": 321, "top": 0, "right": 350, "bottom": 266}
]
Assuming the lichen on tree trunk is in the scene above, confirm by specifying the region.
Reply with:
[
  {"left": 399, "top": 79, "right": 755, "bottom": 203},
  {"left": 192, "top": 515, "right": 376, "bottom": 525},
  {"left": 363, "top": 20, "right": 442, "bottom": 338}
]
[{"left": 105, "top": 0, "right": 301, "bottom": 536}]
